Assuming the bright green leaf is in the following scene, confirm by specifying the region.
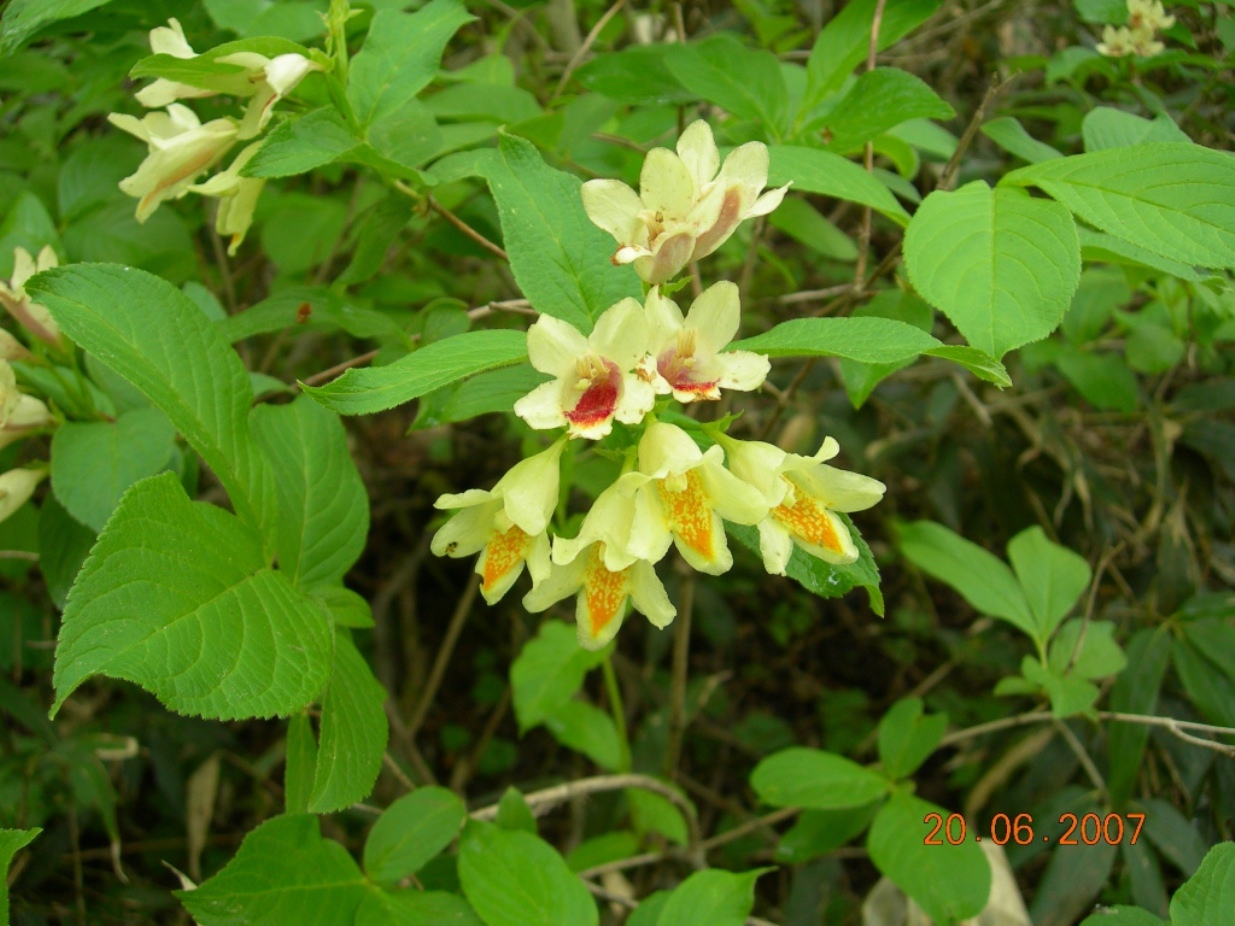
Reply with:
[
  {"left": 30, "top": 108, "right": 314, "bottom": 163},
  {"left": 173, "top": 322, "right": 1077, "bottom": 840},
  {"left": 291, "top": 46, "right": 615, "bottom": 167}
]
[
  {"left": 245, "top": 109, "right": 361, "bottom": 179},
  {"left": 1007, "top": 526, "right": 1092, "bottom": 639},
  {"left": 357, "top": 890, "right": 483, "bottom": 926},
  {"left": 543, "top": 701, "right": 624, "bottom": 771},
  {"left": 1047, "top": 620, "right": 1126, "bottom": 679},
  {"left": 812, "top": 68, "right": 954, "bottom": 154},
  {"left": 730, "top": 316, "right": 940, "bottom": 362},
  {"left": 751, "top": 747, "right": 892, "bottom": 809},
  {"left": 1082, "top": 108, "right": 1190, "bottom": 152},
  {"left": 511, "top": 621, "right": 607, "bottom": 732},
  {"left": 0, "top": 827, "right": 40, "bottom": 920},
  {"left": 364, "top": 787, "right": 467, "bottom": 884},
  {"left": 980, "top": 116, "right": 1064, "bottom": 164},
  {"left": 904, "top": 181, "right": 1081, "bottom": 357},
  {"left": 768, "top": 145, "right": 911, "bottom": 225},
  {"left": 654, "top": 868, "right": 769, "bottom": 926},
  {"left": 877, "top": 698, "right": 947, "bottom": 780},
  {"left": 284, "top": 712, "right": 316, "bottom": 815},
  {"left": 665, "top": 34, "right": 789, "bottom": 136},
  {"left": 0, "top": 0, "right": 116, "bottom": 56}
]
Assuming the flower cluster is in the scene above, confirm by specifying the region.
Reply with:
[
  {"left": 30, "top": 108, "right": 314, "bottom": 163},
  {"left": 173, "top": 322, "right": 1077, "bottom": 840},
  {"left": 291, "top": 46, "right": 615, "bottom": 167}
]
[
  {"left": 109, "top": 19, "right": 321, "bottom": 252},
  {"left": 1096, "top": 0, "right": 1175, "bottom": 57},
  {"left": 433, "top": 122, "right": 885, "bottom": 649}
]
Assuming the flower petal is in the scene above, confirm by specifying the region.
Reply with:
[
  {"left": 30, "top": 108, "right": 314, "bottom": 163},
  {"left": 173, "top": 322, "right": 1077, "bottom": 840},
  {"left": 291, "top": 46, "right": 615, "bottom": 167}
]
[
  {"left": 699, "top": 455, "right": 769, "bottom": 525},
  {"left": 433, "top": 488, "right": 493, "bottom": 510},
  {"left": 527, "top": 314, "right": 589, "bottom": 377},
  {"left": 793, "top": 466, "right": 886, "bottom": 514},
  {"left": 523, "top": 557, "right": 586, "bottom": 613},
  {"left": 716, "top": 141, "right": 770, "bottom": 195},
  {"left": 644, "top": 287, "right": 685, "bottom": 351},
  {"left": 577, "top": 546, "right": 631, "bottom": 649},
  {"left": 626, "top": 481, "right": 673, "bottom": 565},
  {"left": 757, "top": 518, "right": 794, "bottom": 575},
  {"left": 676, "top": 120, "right": 720, "bottom": 192},
  {"left": 717, "top": 350, "right": 770, "bottom": 392},
  {"left": 748, "top": 184, "right": 790, "bottom": 218},
  {"left": 685, "top": 281, "right": 740, "bottom": 352},
  {"left": 637, "top": 422, "right": 703, "bottom": 479},
  {"left": 430, "top": 501, "right": 499, "bottom": 557},
  {"left": 639, "top": 231, "right": 696, "bottom": 285},
  {"left": 639, "top": 147, "right": 694, "bottom": 219},
  {"left": 514, "top": 380, "right": 569, "bottom": 432},
  {"left": 495, "top": 440, "right": 565, "bottom": 535},
  {"left": 477, "top": 524, "right": 532, "bottom": 604},
  {"left": 581, "top": 179, "right": 644, "bottom": 244},
  {"left": 589, "top": 298, "right": 647, "bottom": 370},
  {"left": 629, "top": 559, "right": 676, "bottom": 629}
]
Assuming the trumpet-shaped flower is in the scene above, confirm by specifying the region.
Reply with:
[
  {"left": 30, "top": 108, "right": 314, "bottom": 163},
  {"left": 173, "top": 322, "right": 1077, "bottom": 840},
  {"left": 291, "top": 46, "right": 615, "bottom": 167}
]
[
  {"left": 0, "top": 468, "right": 45, "bottom": 525},
  {"left": 109, "top": 104, "right": 239, "bottom": 222},
  {"left": 1127, "top": 0, "right": 1175, "bottom": 31},
  {"left": 227, "top": 52, "right": 322, "bottom": 140},
  {"left": 514, "top": 299, "right": 655, "bottom": 440},
  {"left": 431, "top": 440, "right": 565, "bottom": 604},
  {"left": 721, "top": 435, "right": 885, "bottom": 574},
  {"left": 1096, "top": 23, "right": 1164, "bottom": 56},
  {"left": 582, "top": 120, "right": 789, "bottom": 284},
  {"left": 642, "top": 282, "right": 769, "bottom": 403},
  {"left": 623, "top": 422, "right": 769, "bottom": 575},
  {"left": 0, "top": 246, "right": 61, "bottom": 346},
  {"left": 134, "top": 19, "right": 216, "bottom": 108},
  {"left": 0, "top": 359, "right": 17, "bottom": 424},
  {"left": 190, "top": 144, "right": 266, "bottom": 255},
  {"left": 0, "top": 329, "right": 27, "bottom": 361},
  {"left": 524, "top": 541, "right": 675, "bottom": 650}
]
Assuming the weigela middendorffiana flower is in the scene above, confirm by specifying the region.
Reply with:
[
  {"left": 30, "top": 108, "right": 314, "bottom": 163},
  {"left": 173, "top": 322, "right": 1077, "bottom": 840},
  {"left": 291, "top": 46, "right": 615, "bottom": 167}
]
[
  {"left": 228, "top": 51, "right": 322, "bottom": 140},
  {"left": 642, "top": 282, "right": 770, "bottom": 403},
  {"left": 581, "top": 120, "right": 789, "bottom": 284},
  {"left": 190, "top": 144, "right": 266, "bottom": 255},
  {"left": 431, "top": 439, "right": 566, "bottom": 605},
  {"left": 109, "top": 104, "right": 239, "bottom": 223},
  {"left": 624, "top": 422, "right": 769, "bottom": 575},
  {"left": 1097, "top": 1, "right": 1173, "bottom": 56},
  {"left": 0, "top": 360, "right": 51, "bottom": 451},
  {"left": 133, "top": 19, "right": 217, "bottom": 108},
  {"left": 1127, "top": 0, "right": 1175, "bottom": 32},
  {"left": 720, "top": 435, "right": 885, "bottom": 574},
  {"left": 514, "top": 299, "right": 655, "bottom": 440},
  {"left": 0, "top": 467, "right": 45, "bottom": 525},
  {"left": 1, "top": 247, "right": 62, "bottom": 346}
]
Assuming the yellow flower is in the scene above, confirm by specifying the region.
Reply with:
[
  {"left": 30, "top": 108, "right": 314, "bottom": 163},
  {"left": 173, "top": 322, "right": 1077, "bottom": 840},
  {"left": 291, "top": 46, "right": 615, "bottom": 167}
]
[
  {"left": 0, "top": 246, "right": 62, "bottom": 346},
  {"left": 582, "top": 120, "right": 788, "bottom": 284},
  {"left": 1127, "top": 0, "right": 1175, "bottom": 32},
  {"left": 0, "top": 468, "right": 45, "bottom": 525},
  {"left": 190, "top": 144, "right": 266, "bottom": 255}
]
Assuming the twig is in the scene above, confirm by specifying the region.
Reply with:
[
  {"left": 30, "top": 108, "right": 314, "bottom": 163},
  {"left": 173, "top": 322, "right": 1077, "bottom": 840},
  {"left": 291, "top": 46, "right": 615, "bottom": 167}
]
[
  {"left": 299, "top": 349, "right": 381, "bottom": 388},
  {"left": 0, "top": 550, "right": 38, "bottom": 561},
  {"left": 852, "top": 0, "right": 888, "bottom": 288},
  {"left": 427, "top": 195, "right": 508, "bottom": 261},
  {"left": 936, "top": 75, "right": 1007, "bottom": 192},
  {"left": 551, "top": 0, "right": 627, "bottom": 102},
  {"left": 666, "top": 570, "right": 695, "bottom": 781},
  {"left": 406, "top": 573, "right": 480, "bottom": 739},
  {"left": 1054, "top": 719, "right": 1108, "bottom": 799}
]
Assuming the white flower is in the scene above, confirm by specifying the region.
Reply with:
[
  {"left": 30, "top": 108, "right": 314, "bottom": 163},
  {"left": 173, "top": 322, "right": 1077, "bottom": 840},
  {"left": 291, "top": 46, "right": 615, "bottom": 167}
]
[
  {"left": 550, "top": 473, "right": 649, "bottom": 574},
  {"left": 1097, "top": 23, "right": 1164, "bottom": 56},
  {"left": 625, "top": 422, "right": 768, "bottom": 575},
  {"left": 227, "top": 52, "right": 322, "bottom": 140},
  {"left": 1127, "top": 0, "right": 1175, "bottom": 31},
  {"left": 642, "top": 282, "right": 769, "bottom": 403},
  {"left": 721, "top": 435, "right": 885, "bottom": 574},
  {"left": 134, "top": 19, "right": 217, "bottom": 108},
  {"left": 524, "top": 541, "right": 675, "bottom": 650},
  {"left": 190, "top": 143, "right": 265, "bottom": 255},
  {"left": 109, "top": 104, "right": 239, "bottom": 222},
  {"left": 0, "top": 246, "right": 61, "bottom": 346},
  {"left": 581, "top": 120, "right": 789, "bottom": 284},
  {"left": 0, "top": 468, "right": 45, "bottom": 525},
  {"left": 514, "top": 300, "right": 656, "bottom": 440},
  {"left": 431, "top": 440, "right": 566, "bottom": 604},
  {"left": 0, "top": 359, "right": 18, "bottom": 425}
]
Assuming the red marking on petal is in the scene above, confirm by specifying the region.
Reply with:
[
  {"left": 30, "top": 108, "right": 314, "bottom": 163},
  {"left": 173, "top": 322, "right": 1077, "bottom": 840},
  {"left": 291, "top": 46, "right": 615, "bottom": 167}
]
[{"left": 566, "top": 360, "right": 621, "bottom": 428}]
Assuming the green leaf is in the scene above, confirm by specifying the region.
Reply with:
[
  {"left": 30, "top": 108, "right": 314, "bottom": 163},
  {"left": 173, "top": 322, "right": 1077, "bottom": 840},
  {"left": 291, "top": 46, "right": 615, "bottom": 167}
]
[
  {"left": 284, "top": 712, "right": 317, "bottom": 815},
  {"left": 347, "top": 0, "right": 475, "bottom": 129},
  {"left": 28, "top": 265, "right": 277, "bottom": 546},
  {"left": 777, "top": 803, "right": 879, "bottom": 863},
  {"left": 50, "top": 408, "right": 176, "bottom": 533},
  {"left": 543, "top": 701, "right": 624, "bottom": 771},
  {"left": 1171, "top": 639, "right": 1235, "bottom": 727},
  {"left": 1006, "top": 526, "right": 1092, "bottom": 639},
  {"left": 364, "top": 787, "right": 467, "bottom": 884},
  {"left": 0, "top": 0, "right": 117, "bottom": 56},
  {"left": 355, "top": 98, "right": 444, "bottom": 176},
  {"left": 358, "top": 890, "right": 483, "bottom": 926},
  {"left": 0, "top": 827, "right": 40, "bottom": 920},
  {"left": 1047, "top": 620, "right": 1126, "bottom": 679},
  {"left": 179, "top": 814, "right": 371, "bottom": 925},
  {"left": 511, "top": 621, "right": 607, "bottom": 732},
  {"left": 219, "top": 285, "right": 406, "bottom": 344},
  {"left": 565, "top": 832, "right": 641, "bottom": 873},
  {"left": 768, "top": 146, "right": 911, "bottom": 225},
  {"left": 251, "top": 396, "right": 368, "bottom": 589},
  {"left": 245, "top": 109, "right": 361, "bottom": 179},
  {"left": 462, "top": 134, "right": 641, "bottom": 331},
  {"left": 303, "top": 329, "right": 528, "bottom": 416},
  {"left": 310, "top": 631, "right": 388, "bottom": 813},
  {"left": 1143, "top": 798, "right": 1209, "bottom": 877},
  {"left": 923, "top": 345, "right": 1011, "bottom": 386},
  {"left": 980, "top": 116, "right": 1064, "bottom": 164},
  {"left": 654, "top": 869, "right": 768, "bottom": 926},
  {"left": 51, "top": 473, "right": 333, "bottom": 720},
  {"left": 1003, "top": 143, "right": 1235, "bottom": 271},
  {"left": 36, "top": 492, "right": 97, "bottom": 610},
  {"left": 1027, "top": 799, "right": 1117, "bottom": 925},
  {"left": 812, "top": 68, "right": 954, "bottom": 154},
  {"left": 1079, "top": 908, "right": 1166, "bottom": 926},
  {"left": 1022, "top": 655, "right": 1100, "bottom": 717},
  {"left": 312, "top": 586, "right": 375, "bottom": 629},
  {"left": 767, "top": 196, "right": 857, "bottom": 261},
  {"left": 904, "top": 181, "right": 1081, "bottom": 357},
  {"left": 1082, "top": 108, "right": 1190, "bottom": 152},
  {"left": 804, "top": 0, "right": 942, "bottom": 109},
  {"left": 730, "top": 316, "right": 942, "bottom": 362},
  {"left": 837, "top": 291, "right": 932, "bottom": 406},
  {"left": 1055, "top": 349, "right": 1139, "bottom": 414},
  {"left": 413, "top": 365, "right": 550, "bottom": 430},
  {"left": 1107, "top": 629, "right": 1170, "bottom": 807},
  {"left": 665, "top": 35, "right": 789, "bottom": 136},
  {"left": 458, "top": 821, "right": 598, "bottom": 926},
  {"left": 576, "top": 45, "right": 694, "bottom": 106},
  {"left": 0, "top": 192, "right": 60, "bottom": 273},
  {"left": 867, "top": 793, "right": 990, "bottom": 925},
  {"left": 495, "top": 788, "right": 537, "bottom": 834},
  {"left": 627, "top": 788, "right": 690, "bottom": 846},
  {"left": 728, "top": 515, "right": 884, "bottom": 616},
  {"left": 751, "top": 747, "right": 892, "bottom": 809},
  {"left": 877, "top": 698, "right": 947, "bottom": 780},
  {"left": 1078, "top": 227, "right": 1209, "bottom": 282},
  {"left": 897, "top": 520, "right": 1037, "bottom": 639}
]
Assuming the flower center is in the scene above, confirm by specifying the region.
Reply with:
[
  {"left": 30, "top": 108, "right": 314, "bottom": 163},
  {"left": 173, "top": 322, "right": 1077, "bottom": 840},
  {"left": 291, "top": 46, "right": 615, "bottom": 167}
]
[
  {"left": 482, "top": 524, "right": 530, "bottom": 593},
  {"left": 771, "top": 485, "right": 844, "bottom": 555},
  {"left": 657, "top": 329, "right": 719, "bottom": 397},
  {"left": 567, "top": 355, "right": 621, "bottom": 428},
  {"left": 657, "top": 468, "right": 714, "bottom": 561},
  {"left": 583, "top": 544, "right": 630, "bottom": 639}
]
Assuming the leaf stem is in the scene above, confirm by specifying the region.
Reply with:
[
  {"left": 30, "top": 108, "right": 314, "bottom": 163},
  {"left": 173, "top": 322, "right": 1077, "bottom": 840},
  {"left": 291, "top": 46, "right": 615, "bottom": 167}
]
[{"left": 601, "top": 653, "right": 630, "bottom": 772}]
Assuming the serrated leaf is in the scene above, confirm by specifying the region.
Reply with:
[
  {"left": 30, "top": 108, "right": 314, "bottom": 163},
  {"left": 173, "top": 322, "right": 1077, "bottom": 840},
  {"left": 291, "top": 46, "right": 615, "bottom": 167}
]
[
  {"left": 867, "top": 793, "right": 990, "bottom": 924},
  {"left": 1, "top": 827, "right": 40, "bottom": 919},
  {"left": 905, "top": 181, "right": 1081, "bottom": 357},
  {"left": 37, "top": 492, "right": 97, "bottom": 610},
  {"left": 897, "top": 520, "right": 1038, "bottom": 640},
  {"left": 730, "top": 316, "right": 942, "bottom": 362},
  {"left": 284, "top": 712, "right": 316, "bottom": 815},
  {"left": 348, "top": 0, "right": 475, "bottom": 129},
  {"left": 28, "top": 264, "right": 277, "bottom": 546},
  {"left": 303, "top": 329, "right": 528, "bottom": 416},
  {"left": 310, "top": 631, "right": 388, "bottom": 813},
  {"left": 458, "top": 821, "right": 598, "bottom": 926},
  {"left": 0, "top": 0, "right": 116, "bottom": 56},
  {"left": 413, "top": 364, "right": 550, "bottom": 430},
  {"left": 981, "top": 116, "right": 1065, "bottom": 164},
  {"left": 251, "top": 396, "right": 368, "bottom": 589},
  {"left": 179, "top": 814, "right": 371, "bottom": 925},
  {"left": 1003, "top": 143, "right": 1235, "bottom": 270},
  {"left": 51, "top": 473, "right": 333, "bottom": 720},
  {"left": 576, "top": 45, "right": 695, "bottom": 106},
  {"left": 245, "top": 109, "right": 361, "bottom": 179},
  {"left": 751, "top": 747, "right": 892, "bottom": 809},
  {"left": 728, "top": 515, "right": 884, "bottom": 615},
  {"left": 654, "top": 869, "right": 769, "bottom": 926},
  {"left": 768, "top": 145, "right": 911, "bottom": 225},
  {"left": 50, "top": 408, "right": 176, "bottom": 533},
  {"left": 364, "top": 787, "right": 467, "bottom": 884},
  {"left": 812, "top": 68, "right": 954, "bottom": 154},
  {"left": 665, "top": 34, "right": 789, "bottom": 136},
  {"left": 357, "top": 890, "right": 483, "bottom": 926},
  {"left": 511, "top": 621, "right": 607, "bottom": 732},
  {"left": 1082, "top": 108, "right": 1190, "bottom": 152}
]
